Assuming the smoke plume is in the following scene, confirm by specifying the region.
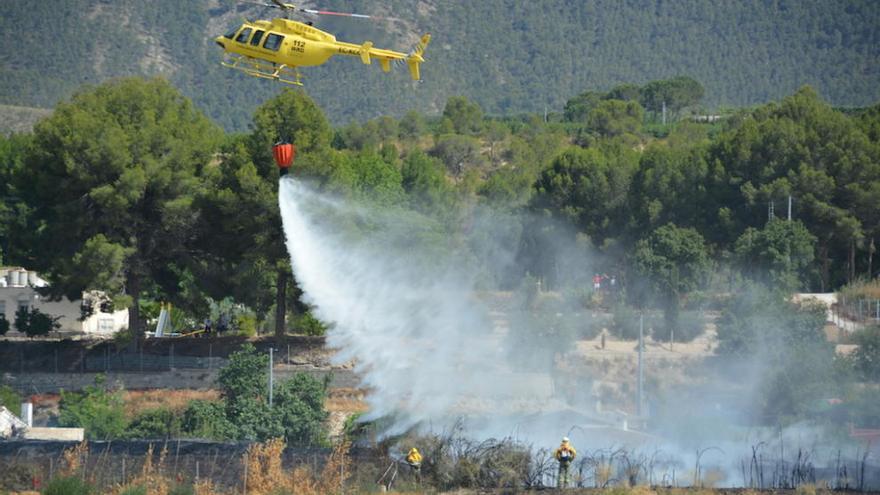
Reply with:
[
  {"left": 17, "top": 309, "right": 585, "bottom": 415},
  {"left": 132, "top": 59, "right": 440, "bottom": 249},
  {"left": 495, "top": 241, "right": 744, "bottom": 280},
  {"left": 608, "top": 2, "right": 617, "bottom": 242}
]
[{"left": 278, "top": 177, "right": 878, "bottom": 488}]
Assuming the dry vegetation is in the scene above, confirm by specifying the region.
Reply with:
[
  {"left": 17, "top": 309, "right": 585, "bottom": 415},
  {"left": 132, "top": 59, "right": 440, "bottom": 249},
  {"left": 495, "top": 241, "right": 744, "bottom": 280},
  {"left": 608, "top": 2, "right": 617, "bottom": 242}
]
[
  {"left": 325, "top": 387, "right": 369, "bottom": 414},
  {"left": 122, "top": 390, "right": 220, "bottom": 418},
  {"left": 0, "top": 438, "right": 867, "bottom": 495},
  {"left": 19, "top": 439, "right": 356, "bottom": 495},
  {"left": 123, "top": 387, "right": 365, "bottom": 418},
  {"left": 840, "top": 279, "right": 880, "bottom": 304}
]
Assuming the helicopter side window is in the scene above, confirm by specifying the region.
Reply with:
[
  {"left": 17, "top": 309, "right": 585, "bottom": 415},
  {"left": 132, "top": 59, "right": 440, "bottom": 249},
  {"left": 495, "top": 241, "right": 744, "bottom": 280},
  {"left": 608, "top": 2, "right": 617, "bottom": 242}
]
[
  {"left": 251, "top": 30, "right": 265, "bottom": 47},
  {"left": 263, "top": 33, "right": 284, "bottom": 51},
  {"left": 223, "top": 27, "right": 239, "bottom": 40},
  {"left": 235, "top": 28, "right": 253, "bottom": 44}
]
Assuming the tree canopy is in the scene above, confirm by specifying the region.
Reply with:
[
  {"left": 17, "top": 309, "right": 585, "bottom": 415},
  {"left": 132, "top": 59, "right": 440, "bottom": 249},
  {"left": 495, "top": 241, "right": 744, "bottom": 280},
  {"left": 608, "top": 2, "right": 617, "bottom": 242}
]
[{"left": 17, "top": 77, "right": 221, "bottom": 335}]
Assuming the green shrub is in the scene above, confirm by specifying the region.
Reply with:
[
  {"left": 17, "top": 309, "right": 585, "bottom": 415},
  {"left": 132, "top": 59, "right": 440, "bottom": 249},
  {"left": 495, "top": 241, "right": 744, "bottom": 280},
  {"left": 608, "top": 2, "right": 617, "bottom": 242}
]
[
  {"left": 272, "top": 373, "right": 330, "bottom": 445},
  {"left": 126, "top": 408, "right": 182, "bottom": 439},
  {"left": 0, "top": 384, "right": 21, "bottom": 411},
  {"left": 610, "top": 304, "right": 651, "bottom": 340},
  {"left": 58, "top": 375, "right": 127, "bottom": 440},
  {"left": 168, "top": 484, "right": 195, "bottom": 495},
  {"left": 235, "top": 313, "right": 257, "bottom": 337},
  {"left": 42, "top": 475, "right": 93, "bottom": 495},
  {"left": 117, "top": 485, "right": 147, "bottom": 495},
  {"left": 180, "top": 345, "right": 330, "bottom": 445},
  {"left": 112, "top": 327, "right": 134, "bottom": 349},
  {"left": 181, "top": 399, "right": 236, "bottom": 440},
  {"left": 14, "top": 306, "right": 61, "bottom": 337},
  {"left": 652, "top": 310, "right": 705, "bottom": 343},
  {"left": 293, "top": 311, "right": 328, "bottom": 336}
]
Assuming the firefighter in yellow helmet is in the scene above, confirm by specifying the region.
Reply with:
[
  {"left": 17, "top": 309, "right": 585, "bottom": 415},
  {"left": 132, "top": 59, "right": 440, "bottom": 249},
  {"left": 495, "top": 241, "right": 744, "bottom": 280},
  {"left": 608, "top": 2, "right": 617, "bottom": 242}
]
[
  {"left": 406, "top": 447, "right": 423, "bottom": 480},
  {"left": 554, "top": 437, "right": 577, "bottom": 488}
]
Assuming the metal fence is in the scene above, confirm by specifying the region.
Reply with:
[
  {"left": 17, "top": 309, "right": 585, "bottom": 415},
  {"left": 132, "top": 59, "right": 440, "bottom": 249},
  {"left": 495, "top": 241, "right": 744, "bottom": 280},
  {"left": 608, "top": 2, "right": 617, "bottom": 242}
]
[
  {"left": 0, "top": 338, "right": 325, "bottom": 373},
  {"left": 0, "top": 440, "right": 379, "bottom": 493},
  {"left": 83, "top": 351, "right": 225, "bottom": 372},
  {"left": 838, "top": 296, "right": 880, "bottom": 323},
  {"left": 2, "top": 344, "right": 227, "bottom": 373}
]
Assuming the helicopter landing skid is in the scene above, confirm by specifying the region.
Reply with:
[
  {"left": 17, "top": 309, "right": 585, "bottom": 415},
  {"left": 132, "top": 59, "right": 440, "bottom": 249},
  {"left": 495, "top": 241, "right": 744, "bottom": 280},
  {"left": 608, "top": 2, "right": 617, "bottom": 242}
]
[{"left": 220, "top": 54, "right": 303, "bottom": 86}]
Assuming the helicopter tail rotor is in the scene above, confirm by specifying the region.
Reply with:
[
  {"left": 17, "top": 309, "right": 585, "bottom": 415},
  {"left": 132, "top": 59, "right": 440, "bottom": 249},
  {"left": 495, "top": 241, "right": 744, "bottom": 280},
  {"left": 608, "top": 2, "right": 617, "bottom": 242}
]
[{"left": 405, "top": 34, "right": 431, "bottom": 81}]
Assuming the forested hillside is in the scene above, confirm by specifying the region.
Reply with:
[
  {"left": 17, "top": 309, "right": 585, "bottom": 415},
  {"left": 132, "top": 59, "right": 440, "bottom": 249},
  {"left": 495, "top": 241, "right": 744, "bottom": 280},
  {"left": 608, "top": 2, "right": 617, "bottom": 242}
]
[{"left": 0, "top": 0, "right": 878, "bottom": 131}]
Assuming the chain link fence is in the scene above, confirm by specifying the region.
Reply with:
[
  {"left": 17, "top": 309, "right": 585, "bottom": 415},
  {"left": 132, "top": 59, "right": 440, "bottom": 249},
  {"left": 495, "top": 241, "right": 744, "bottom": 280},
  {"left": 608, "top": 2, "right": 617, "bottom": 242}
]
[{"left": 0, "top": 337, "right": 326, "bottom": 374}]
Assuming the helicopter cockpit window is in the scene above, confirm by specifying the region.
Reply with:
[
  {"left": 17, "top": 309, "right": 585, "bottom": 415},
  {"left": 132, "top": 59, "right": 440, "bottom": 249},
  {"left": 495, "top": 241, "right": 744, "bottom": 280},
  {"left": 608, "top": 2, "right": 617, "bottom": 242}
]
[
  {"left": 264, "top": 33, "right": 284, "bottom": 51},
  {"left": 251, "top": 30, "right": 265, "bottom": 46},
  {"left": 235, "top": 28, "right": 252, "bottom": 44},
  {"left": 223, "top": 27, "right": 238, "bottom": 39}
]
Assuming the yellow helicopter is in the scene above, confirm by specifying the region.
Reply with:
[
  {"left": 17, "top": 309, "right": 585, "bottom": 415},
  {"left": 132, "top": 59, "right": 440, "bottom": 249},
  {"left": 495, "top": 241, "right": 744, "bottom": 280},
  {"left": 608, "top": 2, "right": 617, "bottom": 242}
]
[{"left": 215, "top": 0, "right": 430, "bottom": 85}]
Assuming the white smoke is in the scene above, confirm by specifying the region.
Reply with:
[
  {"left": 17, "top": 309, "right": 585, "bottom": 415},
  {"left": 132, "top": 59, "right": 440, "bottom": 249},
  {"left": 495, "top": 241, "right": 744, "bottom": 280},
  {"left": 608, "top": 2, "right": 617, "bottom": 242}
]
[
  {"left": 278, "top": 177, "right": 880, "bottom": 488},
  {"left": 279, "top": 177, "right": 577, "bottom": 439}
]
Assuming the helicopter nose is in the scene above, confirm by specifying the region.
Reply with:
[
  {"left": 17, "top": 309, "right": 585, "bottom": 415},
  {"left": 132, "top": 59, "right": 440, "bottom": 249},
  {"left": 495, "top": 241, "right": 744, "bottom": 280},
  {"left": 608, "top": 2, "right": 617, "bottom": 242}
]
[{"left": 215, "top": 37, "right": 225, "bottom": 49}]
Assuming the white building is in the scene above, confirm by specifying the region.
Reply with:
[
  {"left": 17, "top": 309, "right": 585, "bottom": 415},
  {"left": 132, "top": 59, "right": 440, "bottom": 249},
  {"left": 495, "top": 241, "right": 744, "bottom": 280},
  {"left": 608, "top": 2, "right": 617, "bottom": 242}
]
[
  {"left": 0, "top": 405, "right": 84, "bottom": 441},
  {"left": 0, "top": 267, "right": 129, "bottom": 335}
]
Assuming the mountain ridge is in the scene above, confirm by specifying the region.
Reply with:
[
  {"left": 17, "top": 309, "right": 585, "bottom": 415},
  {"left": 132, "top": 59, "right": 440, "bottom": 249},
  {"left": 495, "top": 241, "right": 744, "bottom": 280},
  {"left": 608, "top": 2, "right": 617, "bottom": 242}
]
[{"left": 0, "top": 0, "right": 877, "bottom": 131}]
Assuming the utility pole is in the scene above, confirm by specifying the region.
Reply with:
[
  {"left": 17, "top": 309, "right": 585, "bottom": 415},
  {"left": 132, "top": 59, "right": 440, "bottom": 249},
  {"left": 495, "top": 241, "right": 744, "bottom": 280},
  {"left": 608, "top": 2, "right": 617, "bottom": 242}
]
[
  {"left": 662, "top": 101, "right": 667, "bottom": 125},
  {"left": 268, "top": 347, "right": 274, "bottom": 408},
  {"left": 787, "top": 195, "right": 792, "bottom": 221},
  {"left": 637, "top": 313, "right": 644, "bottom": 416}
]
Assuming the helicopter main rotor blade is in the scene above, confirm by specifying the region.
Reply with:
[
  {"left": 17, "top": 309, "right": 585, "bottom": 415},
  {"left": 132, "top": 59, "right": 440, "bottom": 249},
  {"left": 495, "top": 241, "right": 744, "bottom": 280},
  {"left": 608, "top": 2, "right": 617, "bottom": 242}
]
[
  {"left": 299, "top": 8, "right": 399, "bottom": 21},
  {"left": 239, "top": 1, "right": 401, "bottom": 22},
  {"left": 270, "top": 0, "right": 294, "bottom": 9}
]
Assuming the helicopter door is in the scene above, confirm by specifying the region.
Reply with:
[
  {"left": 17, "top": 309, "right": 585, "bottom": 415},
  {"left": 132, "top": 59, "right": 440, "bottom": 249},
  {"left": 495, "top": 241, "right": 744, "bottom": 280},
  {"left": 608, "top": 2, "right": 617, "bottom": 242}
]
[
  {"left": 263, "top": 33, "right": 285, "bottom": 51},
  {"left": 250, "top": 30, "right": 265, "bottom": 47}
]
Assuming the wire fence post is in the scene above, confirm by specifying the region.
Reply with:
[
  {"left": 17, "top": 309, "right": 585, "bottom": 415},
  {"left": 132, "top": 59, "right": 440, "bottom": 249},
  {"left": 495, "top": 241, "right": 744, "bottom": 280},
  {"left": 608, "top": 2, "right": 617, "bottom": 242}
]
[
  {"left": 268, "top": 347, "right": 274, "bottom": 408},
  {"left": 242, "top": 454, "right": 248, "bottom": 495},
  {"left": 637, "top": 313, "right": 643, "bottom": 417}
]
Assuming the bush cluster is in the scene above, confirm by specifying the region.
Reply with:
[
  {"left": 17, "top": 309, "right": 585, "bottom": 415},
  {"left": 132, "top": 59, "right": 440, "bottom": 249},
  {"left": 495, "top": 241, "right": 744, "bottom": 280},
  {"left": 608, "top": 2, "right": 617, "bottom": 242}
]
[{"left": 57, "top": 344, "right": 328, "bottom": 445}]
